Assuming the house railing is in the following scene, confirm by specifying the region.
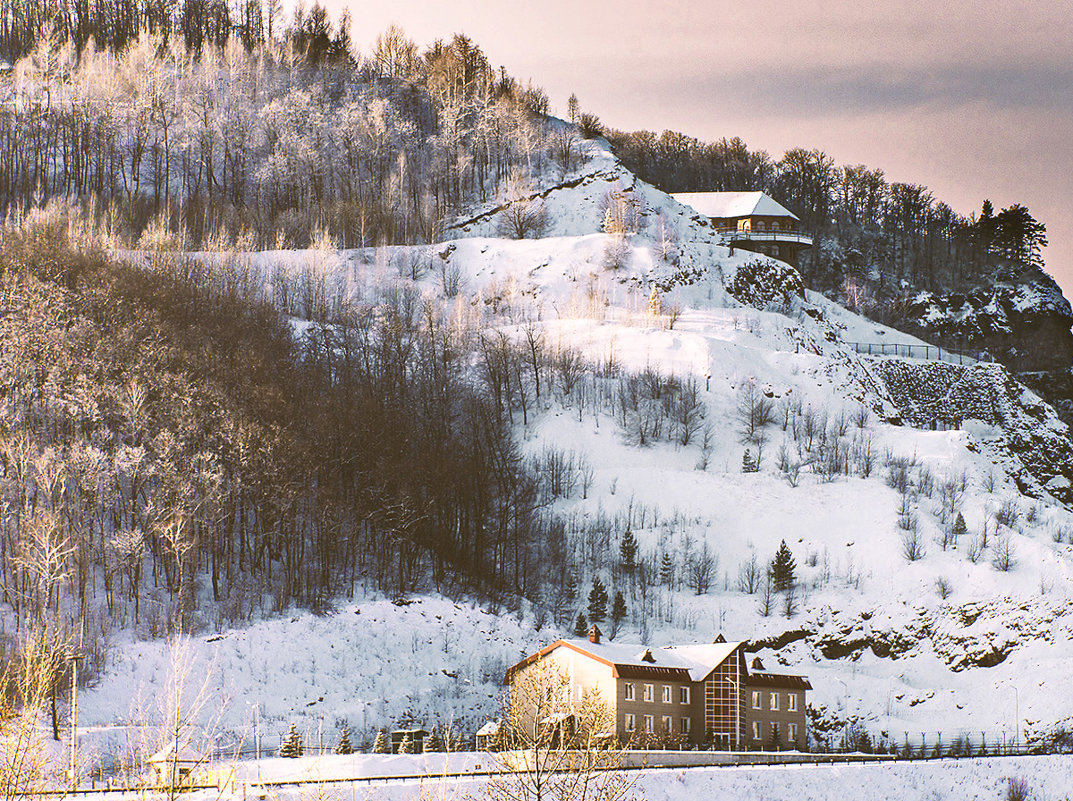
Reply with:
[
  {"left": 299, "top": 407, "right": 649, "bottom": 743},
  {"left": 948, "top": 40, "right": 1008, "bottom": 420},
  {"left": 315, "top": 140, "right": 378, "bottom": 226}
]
[{"left": 714, "top": 228, "right": 814, "bottom": 246}]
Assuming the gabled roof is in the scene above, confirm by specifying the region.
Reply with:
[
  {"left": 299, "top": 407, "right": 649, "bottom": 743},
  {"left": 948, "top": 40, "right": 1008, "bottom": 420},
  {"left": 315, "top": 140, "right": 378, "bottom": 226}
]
[
  {"left": 149, "top": 742, "right": 202, "bottom": 764},
  {"left": 673, "top": 191, "right": 800, "bottom": 221},
  {"left": 506, "top": 638, "right": 746, "bottom": 684}
]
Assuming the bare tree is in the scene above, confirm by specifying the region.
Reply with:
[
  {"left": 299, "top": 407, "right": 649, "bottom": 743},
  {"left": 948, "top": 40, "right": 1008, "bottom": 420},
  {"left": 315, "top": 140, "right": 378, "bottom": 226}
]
[{"left": 491, "top": 658, "right": 634, "bottom": 801}]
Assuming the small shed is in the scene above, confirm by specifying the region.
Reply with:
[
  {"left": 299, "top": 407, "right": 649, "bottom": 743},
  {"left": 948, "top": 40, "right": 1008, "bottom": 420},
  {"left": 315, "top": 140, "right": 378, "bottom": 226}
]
[
  {"left": 148, "top": 742, "right": 203, "bottom": 787},
  {"left": 390, "top": 728, "right": 429, "bottom": 753},
  {"left": 475, "top": 720, "right": 501, "bottom": 751}
]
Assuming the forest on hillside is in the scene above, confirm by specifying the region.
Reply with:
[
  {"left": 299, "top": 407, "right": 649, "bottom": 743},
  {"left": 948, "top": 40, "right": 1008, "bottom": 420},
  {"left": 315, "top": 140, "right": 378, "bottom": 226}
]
[{"left": 0, "top": 0, "right": 571, "bottom": 249}]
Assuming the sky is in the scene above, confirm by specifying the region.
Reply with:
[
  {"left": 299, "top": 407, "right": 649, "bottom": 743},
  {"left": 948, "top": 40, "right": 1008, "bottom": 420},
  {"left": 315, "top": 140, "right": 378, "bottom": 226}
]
[{"left": 326, "top": 0, "right": 1073, "bottom": 298}]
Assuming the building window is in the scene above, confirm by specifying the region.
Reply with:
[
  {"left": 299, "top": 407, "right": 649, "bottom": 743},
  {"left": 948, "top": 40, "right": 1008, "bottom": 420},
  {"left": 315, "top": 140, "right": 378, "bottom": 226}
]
[
  {"left": 788, "top": 693, "right": 797, "bottom": 711},
  {"left": 752, "top": 721, "right": 761, "bottom": 739},
  {"left": 756, "top": 221, "right": 766, "bottom": 231},
  {"left": 771, "top": 723, "right": 780, "bottom": 744},
  {"left": 681, "top": 717, "right": 691, "bottom": 734},
  {"left": 752, "top": 691, "right": 761, "bottom": 709},
  {"left": 679, "top": 686, "right": 690, "bottom": 704},
  {"left": 662, "top": 685, "right": 671, "bottom": 703},
  {"left": 643, "top": 684, "right": 654, "bottom": 702},
  {"left": 625, "top": 713, "right": 636, "bottom": 731},
  {"left": 624, "top": 683, "right": 635, "bottom": 701},
  {"left": 789, "top": 723, "right": 798, "bottom": 742},
  {"left": 644, "top": 715, "right": 654, "bottom": 733},
  {"left": 661, "top": 715, "right": 672, "bottom": 733},
  {"left": 772, "top": 245, "right": 780, "bottom": 256},
  {"left": 770, "top": 692, "right": 779, "bottom": 711}
]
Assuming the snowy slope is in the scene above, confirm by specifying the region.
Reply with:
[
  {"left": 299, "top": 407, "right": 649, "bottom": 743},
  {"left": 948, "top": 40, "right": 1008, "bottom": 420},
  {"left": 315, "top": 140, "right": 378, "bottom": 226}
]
[{"left": 83, "top": 129, "right": 1073, "bottom": 774}]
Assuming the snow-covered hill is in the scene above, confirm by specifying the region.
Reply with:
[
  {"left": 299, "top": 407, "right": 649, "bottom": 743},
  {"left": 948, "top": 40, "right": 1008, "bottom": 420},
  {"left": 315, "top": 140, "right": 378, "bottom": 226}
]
[{"left": 81, "top": 132, "right": 1073, "bottom": 771}]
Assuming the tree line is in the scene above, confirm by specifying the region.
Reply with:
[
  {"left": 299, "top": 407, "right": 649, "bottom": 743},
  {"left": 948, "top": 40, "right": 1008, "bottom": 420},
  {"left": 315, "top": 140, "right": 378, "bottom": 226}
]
[
  {"left": 604, "top": 128, "right": 1047, "bottom": 311},
  {"left": 0, "top": 12, "right": 561, "bottom": 250}
]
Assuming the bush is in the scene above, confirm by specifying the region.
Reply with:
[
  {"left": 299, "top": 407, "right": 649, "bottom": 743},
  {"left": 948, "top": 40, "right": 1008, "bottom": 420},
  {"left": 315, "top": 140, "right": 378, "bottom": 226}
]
[{"left": 1005, "top": 777, "right": 1030, "bottom": 801}]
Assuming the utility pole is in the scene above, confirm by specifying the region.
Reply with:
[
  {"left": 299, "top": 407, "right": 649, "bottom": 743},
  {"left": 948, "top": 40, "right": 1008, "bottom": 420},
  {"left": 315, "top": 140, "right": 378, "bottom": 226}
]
[{"left": 69, "top": 651, "right": 83, "bottom": 789}]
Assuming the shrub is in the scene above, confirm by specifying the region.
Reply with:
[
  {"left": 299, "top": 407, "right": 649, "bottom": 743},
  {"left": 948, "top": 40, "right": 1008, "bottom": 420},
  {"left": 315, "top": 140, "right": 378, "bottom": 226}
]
[{"left": 1005, "top": 777, "right": 1030, "bottom": 801}]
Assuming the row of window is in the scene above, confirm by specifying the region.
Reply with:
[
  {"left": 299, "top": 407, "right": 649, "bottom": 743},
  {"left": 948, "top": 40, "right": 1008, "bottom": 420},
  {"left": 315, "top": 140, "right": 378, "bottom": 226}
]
[
  {"left": 741, "top": 220, "right": 794, "bottom": 232},
  {"left": 623, "top": 682, "right": 690, "bottom": 704},
  {"left": 751, "top": 690, "right": 798, "bottom": 711},
  {"left": 752, "top": 721, "right": 798, "bottom": 742},
  {"left": 625, "top": 713, "right": 691, "bottom": 734}
]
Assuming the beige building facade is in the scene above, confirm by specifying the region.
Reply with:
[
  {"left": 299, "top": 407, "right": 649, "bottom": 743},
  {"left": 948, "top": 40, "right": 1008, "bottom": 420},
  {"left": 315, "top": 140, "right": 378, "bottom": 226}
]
[{"left": 505, "top": 627, "right": 810, "bottom": 751}]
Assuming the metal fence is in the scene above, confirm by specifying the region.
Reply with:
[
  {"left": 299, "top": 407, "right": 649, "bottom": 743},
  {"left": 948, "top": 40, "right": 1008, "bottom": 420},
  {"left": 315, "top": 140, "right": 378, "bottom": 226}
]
[{"left": 846, "top": 341, "right": 992, "bottom": 365}]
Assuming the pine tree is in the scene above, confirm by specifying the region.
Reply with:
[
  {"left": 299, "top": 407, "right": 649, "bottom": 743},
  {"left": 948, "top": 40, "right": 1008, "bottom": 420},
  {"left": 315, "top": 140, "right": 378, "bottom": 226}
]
[
  {"left": 742, "top": 449, "right": 758, "bottom": 473},
  {"left": 587, "top": 577, "right": 608, "bottom": 622},
  {"left": 647, "top": 286, "right": 661, "bottom": 317},
  {"left": 372, "top": 729, "right": 389, "bottom": 754},
  {"left": 573, "top": 612, "right": 588, "bottom": 637},
  {"left": 771, "top": 540, "right": 796, "bottom": 592},
  {"left": 567, "top": 93, "right": 580, "bottom": 124},
  {"left": 659, "top": 551, "right": 675, "bottom": 587},
  {"left": 951, "top": 512, "right": 967, "bottom": 547},
  {"left": 610, "top": 591, "right": 627, "bottom": 639},
  {"left": 280, "top": 723, "right": 304, "bottom": 758},
  {"left": 398, "top": 733, "right": 413, "bottom": 754},
  {"left": 424, "top": 727, "right": 444, "bottom": 752},
  {"left": 620, "top": 529, "right": 637, "bottom": 573},
  {"left": 335, "top": 725, "right": 353, "bottom": 755}
]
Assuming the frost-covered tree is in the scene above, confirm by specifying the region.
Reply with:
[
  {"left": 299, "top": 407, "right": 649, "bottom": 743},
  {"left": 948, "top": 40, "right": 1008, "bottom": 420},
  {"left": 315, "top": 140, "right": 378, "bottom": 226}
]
[
  {"left": 280, "top": 723, "right": 303, "bottom": 758},
  {"left": 372, "top": 729, "right": 390, "bottom": 754},
  {"left": 335, "top": 725, "right": 353, "bottom": 754}
]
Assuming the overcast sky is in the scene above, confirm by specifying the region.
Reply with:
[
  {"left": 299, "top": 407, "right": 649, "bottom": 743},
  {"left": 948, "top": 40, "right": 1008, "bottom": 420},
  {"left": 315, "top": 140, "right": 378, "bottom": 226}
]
[{"left": 326, "top": 0, "right": 1073, "bottom": 297}]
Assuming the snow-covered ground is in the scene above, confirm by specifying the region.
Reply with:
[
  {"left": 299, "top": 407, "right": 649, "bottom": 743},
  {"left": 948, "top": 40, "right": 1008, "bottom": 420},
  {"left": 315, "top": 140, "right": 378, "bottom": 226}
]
[
  {"left": 164, "top": 753, "right": 1073, "bottom": 801},
  {"left": 80, "top": 132, "right": 1073, "bottom": 781}
]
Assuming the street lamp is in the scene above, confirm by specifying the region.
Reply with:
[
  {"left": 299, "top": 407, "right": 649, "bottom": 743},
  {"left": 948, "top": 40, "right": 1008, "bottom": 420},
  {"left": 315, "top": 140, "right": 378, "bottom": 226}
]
[
  {"left": 835, "top": 678, "right": 848, "bottom": 752},
  {"left": 1009, "top": 684, "right": 1019, "bottom": 750}
]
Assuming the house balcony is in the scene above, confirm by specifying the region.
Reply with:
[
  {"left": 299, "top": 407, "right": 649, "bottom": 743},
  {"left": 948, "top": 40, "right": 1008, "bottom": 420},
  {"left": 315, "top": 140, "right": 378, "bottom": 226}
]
[{"left": 714, "top": 228, "right": 814, "bottom": 247}]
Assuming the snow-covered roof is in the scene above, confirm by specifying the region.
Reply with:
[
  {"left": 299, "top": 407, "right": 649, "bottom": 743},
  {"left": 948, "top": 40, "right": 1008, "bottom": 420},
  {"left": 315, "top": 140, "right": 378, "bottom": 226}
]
[
  {"left": 555, "top": 638, "right": 745, "bottom": 682},
  {"left": 475, "top": 720, "right": 501, "bottom": 736},
  {"left": 673, "top": 191, "right": 799, "bottom": 221},
  {"left": 149, "top": 742, "right": 203, "bottom": 764}
]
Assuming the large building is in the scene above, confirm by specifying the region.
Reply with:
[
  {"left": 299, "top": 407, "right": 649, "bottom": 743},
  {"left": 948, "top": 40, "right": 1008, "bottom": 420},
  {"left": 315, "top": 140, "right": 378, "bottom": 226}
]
[
  {"left": 673, "top": 191, "right": 814, "bottom": 268},
  {"left": 504, "top": 626, "right": 810, "bottom": 750}
]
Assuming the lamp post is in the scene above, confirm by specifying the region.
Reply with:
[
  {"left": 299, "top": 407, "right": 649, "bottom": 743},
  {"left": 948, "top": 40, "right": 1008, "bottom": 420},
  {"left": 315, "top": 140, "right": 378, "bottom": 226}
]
[
  {"left": 835, "top": 677, "right": 848, "bottom": 752},
  {"left": 1010, "top": 684, "right": 1019, "bottom": 750}
]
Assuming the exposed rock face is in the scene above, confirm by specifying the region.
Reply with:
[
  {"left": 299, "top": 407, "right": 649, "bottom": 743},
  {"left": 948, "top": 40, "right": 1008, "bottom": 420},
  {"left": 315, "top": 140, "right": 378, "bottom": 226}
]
[
  {"left": 894, "top": 273, "right": 1073, "bottom": 374},
  {"left": 870, "top": 359, "right": 1073, "bottom": 504}
]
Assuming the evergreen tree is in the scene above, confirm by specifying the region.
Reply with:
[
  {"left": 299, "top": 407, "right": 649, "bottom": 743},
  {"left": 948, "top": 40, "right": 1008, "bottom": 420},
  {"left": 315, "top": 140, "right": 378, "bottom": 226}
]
[
  {"left": 424, "top": 727, "right": 444, "bottom": 752},
  {"left": 742, "top": 449, "right": 758, "bottom": 473},
  {"left": 659, "top": 551, "right": 675, "bottom": 587},
  {"left": 610, "top": 591, "right": 627, "bottom": 639},
  {"left": 573, "top": 612, "right": 588, "bottom": 637},
  {"left": 587, "top": 577, "right": 608, "bottom": 623},
  {"left": 398, "top": 733, "right": 413, "bottom": 754},
  {"left": 620, "top": 529, "right": 638, "bottom": 573},
  {"left": 372, "top": 729, "right": 390, "bottom": 754},
  {"left": 951, "top": 512, "right": 967, "bottom": 546},
  {"left": 647, "top": 286, "right": 661, "bottom": 317},
  {"left": 280, "top": 723, "right": 304, "bottom": 758},
  {"left": 771, "top": 540, "right": 796, "bottom": 592},
  {"left": 335, "top": 725, "right": 353, "bottom": 755}
]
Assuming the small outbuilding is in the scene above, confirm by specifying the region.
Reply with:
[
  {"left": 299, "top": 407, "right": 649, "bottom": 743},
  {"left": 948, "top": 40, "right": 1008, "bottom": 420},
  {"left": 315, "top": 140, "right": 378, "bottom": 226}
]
[
  {"left": 148, "top": 742, "right": 203, "bottom": 788},
  {"left": 475, "top": 720, "right": 502, "bottom": 751},
  {"left": 390, "top": 728, "right": 429, "bottom": 753}
]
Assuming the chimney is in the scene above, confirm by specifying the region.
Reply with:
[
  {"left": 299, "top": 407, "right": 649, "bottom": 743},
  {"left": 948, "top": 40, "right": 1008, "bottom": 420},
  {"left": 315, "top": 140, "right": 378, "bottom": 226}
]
[
  {"left": 587, "top": 624, "right": 602, "bottom": 644},
  {"left": 751, "top": 657, "right": 765, "bottom": 671}
]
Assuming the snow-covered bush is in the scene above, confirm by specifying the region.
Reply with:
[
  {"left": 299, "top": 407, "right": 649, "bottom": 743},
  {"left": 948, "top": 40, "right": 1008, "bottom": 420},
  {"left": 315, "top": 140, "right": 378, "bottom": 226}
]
[{"left": 726, "top": 258, "right": 805, "bottom": 310}]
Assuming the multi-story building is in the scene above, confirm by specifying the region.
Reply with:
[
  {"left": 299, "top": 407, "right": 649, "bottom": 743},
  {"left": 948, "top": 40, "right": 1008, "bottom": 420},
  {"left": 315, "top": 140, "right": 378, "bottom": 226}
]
[
  {"left": 672, "top": 191, "right": 814, "bottom": 268},
  {"left": 745, "top": 657, "right": 812, "bottom": 750},
  {"left": 504, "top": 626, "right": 810, "bottom": 750}
]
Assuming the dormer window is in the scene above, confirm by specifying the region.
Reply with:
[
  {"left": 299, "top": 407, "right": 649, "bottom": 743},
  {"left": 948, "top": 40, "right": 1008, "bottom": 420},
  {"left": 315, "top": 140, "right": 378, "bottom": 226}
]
[{"left": 637, "top": 649, "right": 656, "bottom": 663}]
